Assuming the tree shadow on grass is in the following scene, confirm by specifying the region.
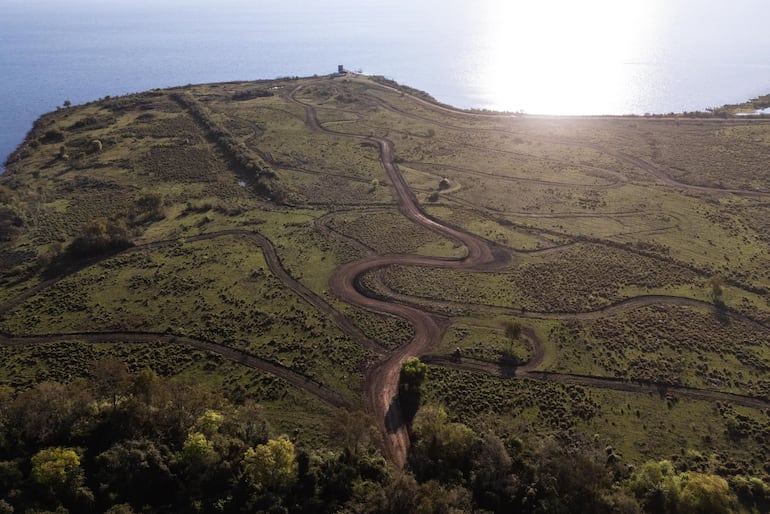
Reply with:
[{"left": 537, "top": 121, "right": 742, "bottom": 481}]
[
  {"left": 498, "top": 353, "right": 519, "bottom": 379},
  {"left": 714, "top": 300, "right": 730, "bottom": 325},
  {"left": 498, "top": 361, "right": 517, "bottom": 379},
  {"left": 42, "top": 252, "right": 101, "bottom": 281},
  {"left": 41, "top": 242, "right": 132, "bottom": 281}
]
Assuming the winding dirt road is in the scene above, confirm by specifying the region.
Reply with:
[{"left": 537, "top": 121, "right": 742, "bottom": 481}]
[
  {"left": 5, "top": 79, "right": 770, "bottom": 471},
  {"left": 422, "top": 353, "right": 770, "bottom": 411},
  {"left": 0, "top": 330, "right": 350, "bottom": 408},
  {"left": 287, "top": 83, "right": 770, "bottom": 467},
  {"left": 365, "top": 82, "right": 770, "bottom": 198},
  {"left": 0, "top": 229, "right": 381, "bottom": 412},
  {"left": 288, "top": 85, "right": 516, "bottom": 466}
]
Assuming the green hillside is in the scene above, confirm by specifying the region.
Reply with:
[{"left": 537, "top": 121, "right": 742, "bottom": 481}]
[{"left": 2, "top": 75, "right": 770, "bottom": 512}]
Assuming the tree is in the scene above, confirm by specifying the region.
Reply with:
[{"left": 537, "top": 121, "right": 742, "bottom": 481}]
[
  {"left": 409, "top": 405, "right": 477, "bottom": 483},
  {"left": 0, "top": 206, "right": 23, "bottom": 242},
  {"left": 194, "top": 410, "right": 224, "bottom": 438},
  {"left": 182, "top": 432, "right": 215, "bottom": 463},
  {"left": 709, "top": 276, "right": 725, "bottom": 306},
  {"left": 31, "top": 447, "right": 81, "bottom": 488},
  {"left": 327, "top": 409, "right": 378, "bottom": 456},
  {"left": 0, "top": 460, "right": 23, "bottom": 500},
  {"left": 67, "top": 218, "right": 132, "bottom": 258},
  {"left": 378, "top": 471, "right": 420, "bottom": 513},
  {"left": 41, "top": 127, "right": 64, "bottom": 143},
  {"left": 399, "top": 358, "right": 428, "bottom": 423},
  {"left": 11, "top": 381, "right": 93, "bottom": 445},
  {"left": 399, "top": 358, "right": 428, "bottom": 393},
  {"left": 415, "top": 480, "right": 473, "bottom": 513},
  {"left": 730, "top": 475, "right": 770, "bottom": 512},
  {"left": 679, "top": 473, "right": 737, "bottom": 514},
  {"left": 92, "top": 358, "right": 130, "bottom": 408},
  {"left": 94, "top": 439, "right": 175, "bottom": 509},
  {"left": 628, "top": 460, "right": 682, "bottom": 514},
  {"left": 630, "top": 463, "right": 739, "bottom": 514},
  {"left": 502, "top": 321, "right": 523, "bottom": 364},
  {"left": 531, "top": 437, "right": 617, "bottom": 514},
  {"left": 504, "top": 321, "right": 522, "bottom": 342},
  {"left": 242, "top": 435, "right": 297, "bottom": 492},
  {"left": 0, "top": 386, "right": 12, "bottom": 423},
  {"left": 163, "top": 378, "right": 217, "bottom": 443},
  {"left": 225, "top": 400, "right": 269, "bottom": 447},
  {"left": 135, "top": 192, "right": 165, "bottom": 220},
  {"left": 472, "top": 432, "right": 519, "bottom": 511},
  {"left": 31, "top": 446, "right": 92, "bottom": 510}
]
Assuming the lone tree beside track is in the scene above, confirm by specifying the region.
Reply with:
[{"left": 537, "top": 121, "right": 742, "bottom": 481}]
[
  {"left": 502, "top": 321, "right": 523, "bottom": 364},
  {"left": 399, "top": 357, "right": 428, "bottom": 425},
  {"left": 399, "top": 357, "right": 427, "bottom": 393}
]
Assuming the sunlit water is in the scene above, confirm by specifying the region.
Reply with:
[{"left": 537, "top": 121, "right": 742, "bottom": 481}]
[{"left": 2, "top": 0, "right": 770, "bottom": 167}]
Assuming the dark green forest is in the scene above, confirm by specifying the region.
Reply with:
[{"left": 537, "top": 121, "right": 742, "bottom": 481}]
[{"left": 0, "top": 361, "right": 768, "bottom": 514}]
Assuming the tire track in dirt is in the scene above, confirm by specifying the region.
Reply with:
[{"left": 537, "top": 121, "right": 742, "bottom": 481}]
[
  {"left": 8, "top": 79, "right": 769, "bottom": 470},
  {"left": 0, "top": 230, "right": 385, "bottom": 356},
  {"left": 290, "top": 82, "right": 770, "bottom": 467},
  {"left": 594, "top": 147, "right": 770, "bottom": 197},
  {"left": 366, "top": 81, "right": 770, "bottom": 198},
  {"left": 356, "top": 247, "right": 770, "bottom": 410},
  {"left": 288, "top": 85, "right": 511, "bottom": 467},
  {"left": 0, "top": 230, "right": 383, "bottom": 414},
  {"left": 361, "top": 272, "right": 769, "bottom": 330},
  {"left": 0, "top": 330, "right": 350, "bottom": 408},
  {"left": 403, "top": 160, "right": 622, "bottom": 190},
  {"left": 422, "top": 354, "right": 770, "bottom": 410}
]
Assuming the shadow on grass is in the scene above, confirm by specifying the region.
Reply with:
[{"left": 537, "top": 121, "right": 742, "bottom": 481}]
[
  {"left": 498, "top": 353, "right": 519, "bottom": 378},
  {"left": 498, "top": 361, "right": 518, "bottom": 378},
  {"left": 41, "top": 242, "right": 133, "bottom": 281},
  {"left": 714, "top": 300, "right": 730, "bottom": 325}
]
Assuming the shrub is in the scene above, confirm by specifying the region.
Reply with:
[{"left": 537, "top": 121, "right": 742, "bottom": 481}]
[
  {"left": 0, "top": 206, "right": 23, "bottom": 241},
  {"left": 41, "top": 128, "right": 64, "bottom": 144},
  {"left": 66, "top": 219, "right": 132, "bottom": 258}
]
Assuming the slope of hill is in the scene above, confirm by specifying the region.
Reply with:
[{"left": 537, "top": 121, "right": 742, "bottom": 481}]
[{"left": 2, "top": 75, "right": 770, "bottom": 513}]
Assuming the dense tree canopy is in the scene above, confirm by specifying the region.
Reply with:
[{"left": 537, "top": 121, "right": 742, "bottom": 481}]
[
  {"left": 243, "top": 435, "right": 297, "bottom": 492},
  {"left": 0, "top": 365, "right": 767, "bottom": 513}
]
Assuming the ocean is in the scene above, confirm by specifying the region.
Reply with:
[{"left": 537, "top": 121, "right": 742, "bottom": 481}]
[{"left": 2, "top": 0, "right": 770, "bottom": 169}]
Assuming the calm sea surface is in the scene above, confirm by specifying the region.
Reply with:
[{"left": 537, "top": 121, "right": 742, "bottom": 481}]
[{"left": 2, "top": 0, "right": 770, "bottom": 168}]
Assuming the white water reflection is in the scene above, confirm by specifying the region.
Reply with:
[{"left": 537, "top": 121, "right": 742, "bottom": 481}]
[
  {"left": 463, "top": 0, "right": 770, "bottom": 114},
  {"left": 477, "top": 1, "right": 658, "bottom": 114},
  {"left": 2, "top": 0, "right": 770, "bottom": 165}
]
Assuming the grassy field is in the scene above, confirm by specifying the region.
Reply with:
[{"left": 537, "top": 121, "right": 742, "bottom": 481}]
[{"left": 3, "top": 73, "right": 770, "bottom": 482}]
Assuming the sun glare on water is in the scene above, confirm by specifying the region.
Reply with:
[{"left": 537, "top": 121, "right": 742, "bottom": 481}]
[{"left": 475, "top": 0, "right": 660, "bottom": 114}]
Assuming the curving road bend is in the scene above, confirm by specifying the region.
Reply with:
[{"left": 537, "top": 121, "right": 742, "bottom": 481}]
[
  {"left": 288, "top": 85, "right": 512, "bottom": 466},
  {"left": 0, "top": 330, "right": 350, "bottom": 408},
  {"left": 288, "top": 83, "right": 770, "bottom": 467},
  {"left": 6, "top": 81, "right": 769, "bottom": 470}
]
